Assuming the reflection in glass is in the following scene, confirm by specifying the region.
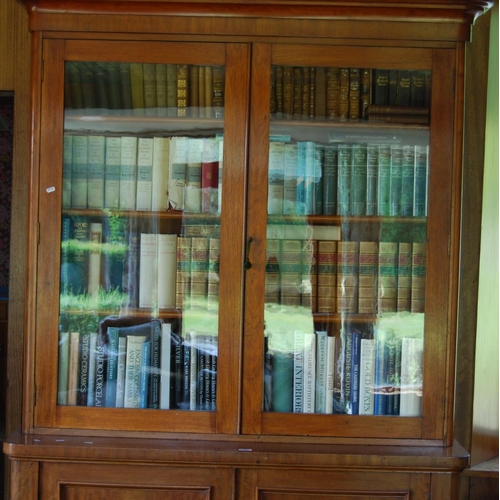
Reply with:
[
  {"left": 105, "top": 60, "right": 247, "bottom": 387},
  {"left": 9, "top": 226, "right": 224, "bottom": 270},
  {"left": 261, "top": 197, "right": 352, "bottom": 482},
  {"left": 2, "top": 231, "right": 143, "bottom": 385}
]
[
  {"left": 58, "top": 60, "right": 224, "bottom": 411},
  {"left": 264, "top": 65, "right": 430, "bottom": 417}
]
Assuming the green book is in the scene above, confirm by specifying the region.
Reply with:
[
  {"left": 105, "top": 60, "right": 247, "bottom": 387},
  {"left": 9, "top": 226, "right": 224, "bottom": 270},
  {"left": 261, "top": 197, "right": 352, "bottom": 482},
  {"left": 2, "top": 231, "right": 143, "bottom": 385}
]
[
  {"left": 377, "top": 144, "right": 391, "bottom": 216},
  {"left": 401, "top": 145, "right": 415, "bottom": 216},
  {"left": 351, "top": 143, "right": 368, "bottom": 216},
  {"left": 389, "top": 145, "right": 403, "bottom": 216}
]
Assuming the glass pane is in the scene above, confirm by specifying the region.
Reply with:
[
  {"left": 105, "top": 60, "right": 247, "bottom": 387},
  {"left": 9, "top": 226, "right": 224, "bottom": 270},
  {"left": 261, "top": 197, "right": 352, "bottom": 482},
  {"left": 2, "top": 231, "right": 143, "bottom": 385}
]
[
  {"left": 264, "top": 65, "right": 429, "bottom": 416},
  {"left": 58, "top": 60, "right": 225, "bottom": 410}
]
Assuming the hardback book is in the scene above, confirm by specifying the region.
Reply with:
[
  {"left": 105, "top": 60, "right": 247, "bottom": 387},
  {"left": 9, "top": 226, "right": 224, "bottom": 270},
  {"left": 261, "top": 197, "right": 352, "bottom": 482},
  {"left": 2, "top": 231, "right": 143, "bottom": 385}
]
[
  {"left": 314, "top": 66, "right": 326, "bottom": 120},
  {"left": 360, "top": 68, "right": 371, "bottom": 119},
  {"left": 325, "top": 336, "right": 336, "bottom": 414},
  {"left": 136, "top": 137, "right": 154, "bottom": 211},
  {"left": 322, "top": 144, "right": 338, "bottom": 215},
  {"left": 204, "top": 65, "right": 213, "bottom": 118},
  {"left": 397, "top": 242, "right": 412, "bottom": 312},
  {"left": 274, "top": 65, "right": 284, "bottom": 119},
  {"left": 71, "top": 135, "right": 89, "bottom": 209},
  {"left": 400, "top": 337, "right": 424, "bottom": 416},
  {"left": 115, "top": 335, "right": 127, "bottom": 407},
  {"left": 119, "top": 136, "right": 138, "bottom": 210},
  {"left": 118, "top": 63, "right": 133, "bottom": 111},
  {"left": 280, "top": 239, "right": 302, "bottom": 307},
  {"left": 303, "top": 332, "right": 317, "bottom": 413},
  {"left": 336, "top": 241, "right": 359, "bottom": 314},
  {"left": 373, "top": 330, "right": 388, "bottom": 415},
  {"left": 93, "top": 62, "right": 110, "bottom": 111},
  {"left": 77, "top": 331, "right": 91, "bottom": 406},
  {"left": 342, "top": 330, "right": 353, "bottom": 414},
  {"left": 377, "top": 242, "right": 398, "bottom": 313},
  {"left": 102, "top": 213, "right": 125, "bottom": 292},
  {"left": 176, "top": 64, "right": 188, "bottom": 117},
  {"left": 160, "top": 323, "right": 172, "bottom": 409},
  {"left": 190, "top": 237, "right": 209, "bottom": 309},
  {"left": 396, "top": 70, "right": 411, "bottom": 106},
  {"left": 87, "top": 222, "right": 102, "bottom": 296},
  {"left": 94, "top": 337, "right": 106, "bottom": 407},
  {"left": 168, "top": 136, "right": 189, "bottom": 210},
  {"left": 401, "top": 144, "right": 416, "bottom": 216},
  {"left": 271, "top": 348, "right": 294, "bottom": 412},
  {"left": 189, "top": 332, "right": 199, "bottom": 410},
  {"left": 139, "top": 340, "right": 151, "bottom": 408},
  {"left": 142, "top": 63, "right": 157, "bottom": 116},
  {"left": 411, "top": 242, "right": 427, "bottom": 313},
  {"left": 175, "top": 236, "right": 192, "bottom": 309},
  {"left": 157, "top": 234, "right": 177, "bottom": 309},
  {"left": 189, "top": 65, "right": 199, "bottom": 118},
  {"left": 282, "top": 66, "right": 293, "bottom": 120},
  {"left": 313, "top": 143, "right": 324, "bottom": 215},
  {"left": 104, "top": 136, "right": 121, "bottom": 210},
  {"left": 67, "top": 331, "right": 80, "bottom": 406},
  {"left": 265, "top": 239, "right": 281, "bottom": 304},
  {"left": 86, "top": 332, "right": 98, "bottom": 407},
  {"left": 212, "top": 65, "right": 225, "bottom": 118},
  {"left": 358, "top": 241, "right": 378, "bottom": 314},
  {"left": 207, "top": 237, "right": 220, "bottom": 311},
  {"left": 60, "top": 216, "right": 71, "bottom": 296},
  {"left": 410, "top": 70, "right": 427, "bottom": 107},
  {"left": 349, "top": 329, "right": 362, "bottom": 415},
  {"left": 57, "top": 331, "right": 70, "bottom": 405},
  {"left": 337, "top": 143, "right": 352, "bottom": 216},
  {"left": 149, "top": 320, "right": 161, "bottom": 409},
  {"left": 326, "top": 67, "right": 340, "bottom": 120},
  {"left": 129, "top": 62, "right": 145, "bottom": 115},
  {"left": 151, "top": 136, "right": 170, "bottom": 211},
  {"left": 292, "top": 67, "right": 302, "bottom": 120},
  {"left": 69, "top": 216, "right": 89, "bottom": 295},
  {"left": 317, "top": 240, "right": 336, "bottom": 313},
  {"left": 338, "top": 68, "right": 349, "bottom": 121},
  {"left": 302, "top": 141, "right": 316, "bottom": 215},
  {"left": 122, "top": 229, "right": 140, "bottom": 308},
  {"left": 366, "top": 143, "right": 379, "bottom": 216},
  {"left": 201, "top": 138, "right": 219, "bottom": 214},
  {"left": 283, "top": 143, "right": 298, "bottom": 215},
  {"left": 301, "top": 66, "right": 310, "bottom": 120},
  {"left": 62, "top": 135, "right": 72, "bottom": 209},
  {"left": 104, "top": 326, "right": 120, "bottom": 407},
  {"left": 172, "top": 337, "right": 184, "bottom": 409},
  {"left": 376, "top": 144, "right": 391, "bottom": 216},
  {"left": 185, "top": 138, "right": 204, "bottom": 213},
  {"left": 384, "top": 335, "right": 399, "bottom": 415},
  {"left": 359, "top": 338, "right": 376, "bottom": 415},
  {"left": 372, "top": 69, "right": 389, "bottom": 105},
  {"left": 124, "top": 334, "right": 148, "bottom": 408},
  {"left": 348, "top": 68, "right": 361, "bottom": 121},
  {"left": 350, "top": 143, "right": 368, "bottom": 216},
  {"left": 267, "top": 141, "right": 285, "bottom": 215},
  {"left": 293, "top": 330, "right": 305, "bottom": 413},
  {"left": 389, "top": 145, "right": 403, "bottom": 216},
  {"left": 155, "top": 63, "right": 168, "bottom": 116},
  {"left": 165, "top": 64, "right": 177, "bottom": 116},
  {"left": 87, "top": 135, "right": 105, "bottom": 209},
  {"left": 308, "top": 66, "right": 315, "bottom": 119},
  {"left": 198, "top": 66, "right": 205, "bottom": 111},
  {"left": 388, "top": 69, "right": 398, "bottom": 105},
  {"left": 300, "top": 239, "right": 316, "bottom": 311},
  {"left": 315, "top": 330, "right": 328, "bottom": 413},
  {"left": 413, "top": 145, "right": 429, "bottom": 217},
  {"left": 139, "top": 233, "right": 158, "bottom": 309}
]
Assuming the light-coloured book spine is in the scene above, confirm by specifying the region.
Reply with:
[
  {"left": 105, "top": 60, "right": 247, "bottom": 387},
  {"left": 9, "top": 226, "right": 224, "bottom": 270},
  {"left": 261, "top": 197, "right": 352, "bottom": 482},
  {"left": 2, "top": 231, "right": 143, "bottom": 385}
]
[
  {"left": 57, "top": 331, "right": 70, "bottom": 405},
  {"left": 160, "top": 323, "right": 172, "bottom": 409},
  {"left": 86, "top": 332, "right": 98, "bottom": 407},
  {"left": 315, "top": 330, "right": 328, "bottom": 413},
  {"left": 71, "top": 135, "right": 88, "bottom": 209},
  {"left": 124, "top": 334, "right": 148, "bottom": 408},
  {"left": 94, "top": 338, "right": 105, "bottom": 407},
  {"left": 88, "top": 222, "right": 102, "bottom": 296},
  {"left": 185, "top": 138, "right": 203, "bottom": 212},
  {"left": 62, "top": 135, "right": 72, "bottom": 209},
  {"left": 303, "top": 332, "right": 316, "bottom": 413},
  {"left": 104, "top": 136, "right": 121, "bottom": 210},
  {"left": 136, "top": 137, "right": 154, "bottom": 211},
  {"left": 359, "top": 338, "right": 376, "bottom": 415},
  {"left": 115, "top": 335, "right": 127, "bottom": 408},
  {"left": 325, "top": 336, "right": 336, "bottom": 414},
  {"left": 168, "top": 136, "right": 189, "bottom": 210},
  {"left": 280, "top": 239, "right": 302, "bottom": 307},
  {"left": 157, "top": 234, "right": 177, "bottom": 309},
  {"left": 67, "top": 331, "right": 80, "bottom": 406},
  {"left": 400, "top": 337, "right": 423, "bottom": 416},
  {"left": 201, "top": 138, "right": 219, "bottom": 214},
  {"left": 139, "top": 233, "right": 158, "bottom": 308},
  {"left": 152, "top": 136, "right": 170, "bottom": 211},
  {"left": 119, "top": 136, "right": 138, "bottom": 210},
  {"left": 87, "top": 135, "right": 105, "bottom": 209},
  {"left": 283, "top": 143, "right": 298, "bottom": 215},
  {"left": 293, "top": 330, "right": 305, "bottom": 413},
  {"left": 189, "top": 333, "right": 198, "bottom": 410},
  {"left": 267, "top": 141, "right": 285, "bottom": 215}
]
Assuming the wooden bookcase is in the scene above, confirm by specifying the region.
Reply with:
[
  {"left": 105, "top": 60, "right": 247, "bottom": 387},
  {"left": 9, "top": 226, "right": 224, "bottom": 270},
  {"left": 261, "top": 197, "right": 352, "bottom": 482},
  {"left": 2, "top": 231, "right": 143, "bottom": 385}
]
[{"left": 4, "top": 1, "right": 492, "bottom": 499}]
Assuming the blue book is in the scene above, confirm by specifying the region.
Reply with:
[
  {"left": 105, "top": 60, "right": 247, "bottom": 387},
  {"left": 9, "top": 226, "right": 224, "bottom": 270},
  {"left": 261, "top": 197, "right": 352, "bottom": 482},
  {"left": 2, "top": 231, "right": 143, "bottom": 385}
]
[
  {"left": 295, "top": 142, "right": 306, "bottom": 214},
  {"left": 374, "top": 332, "right": 388, "bottom": 415},
  {"left": 337, "top": 143, "right": 352, "bottom": 216},
  {"left": 401, "top": 145, "right": 415, "bottom": 216},
  {"left": 349, "top": 330, "right": 362, "bottom": 415},
  {"left": 105, "top": 327, "right": 119, "bottom": 407},
  {"left": 139, "top": 339, "right": 151, "bottom": 409}
]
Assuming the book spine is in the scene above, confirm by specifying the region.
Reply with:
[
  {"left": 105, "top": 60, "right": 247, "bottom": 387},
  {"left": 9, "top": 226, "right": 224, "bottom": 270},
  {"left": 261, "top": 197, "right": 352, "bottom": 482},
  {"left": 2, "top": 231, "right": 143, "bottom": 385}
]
[
  {"left": 149, "top": 320, "right": 161, "bottom": 409},
  {"left": 124, "top": 335, "right": 147, "bottom": 408},
  {"left": 122, "top": 229, "right": 140, "bottom": 308},
  {"left": 401, "top": 144, "right": 415, "bottom": 216},
  {"left": 157, "top": 234, "right": 177, "bottom": 309},
  {"left": 67, "top": 331, "right": 80, "bottom": 406},
  {"left": 374, "top": 332, "right": 387, "bottom": 415},
  {"left": 189, "top": 333, "right": 198, "bottom": 410},
  {"left": 190, "top": 236, "right": 209, "bottom": 309},
  {"left": 176, "top": 236, "right": 192, "bottom": 309},
  {"left": 185, "top": 138, "right": 204, "bottom": 213},
  {"left": 118, "top": 63, "right": 133, "bottom": 110},
  {"left": 139, "top": 339, "right": 151, "bottom": 408},
  {"left": 136, "top": 137, "right": 154, "bottom": 211},
  {"left": 413, "top": 145, "right": 429, "bottom": 217},
  {"left": 176, "top": 64, "right": 188, "bottom": 117},
  {"left": 350, "top": 330, "right": 362, "bottom": 415},
  {"left": 77, "top": 331, "right": 90, "bottom": 406},
  {"left": 313, "top": 143, "right": 324, "bottom": 215},
  {"left": 86, "top": 332, "right": 98, "bottom": 407},
  {"left": 303, "top": 332, "right": 316, "bottom": 413},
  {"left": 57, "top": 331, "right": 70, "bottom": 405},
  {"left": 322, "top": 144, "right": 338, "bottom": 215},
  {"left": 359, "top": 338, "right": 376, "bottom": 415},
  {"left": 88, "top": 222, "right": 102, "bottom": 296},
  {"left": 376, "top": 144, "right": 391, "bottom": 216},
  {"left": 325, "top": 336, "right": 335, "bottom": 414},
  {"left": 160, "top": 323, "right": 172, "bottom": 409},
  {"left": 343, "top": 330, "right": 353, "bottom": 414},
  {"left": 271, "top": 349, "right": 294, "bottom": 412},
  {"left": 283, "top": 143, "right": 298, "bottom": 215},
  {"left": 268, "top": 141, "right": 285, "bottom": 215},
  {"left": 317, "top": 240, "right": 336, "bottom": 313},
  {"left": 119, "top": 136, "right": 138, "bottom": 210},
  {"left": 358, "top": 241, "right": 378, "bottom": 314},
  {"left": 71, "top": 135, "right": 88, "bottom": 209},
  {"left": 377, "top": 242, "right": 398, "bottom": 313},
  {"left": 303, "top": 142, "right": 315, "bottom": 215},
  {"left": 201, "top": 138, "right": 219, "bottom": 214},
  {"left": 87, "top": 135, "right": 105, "bottom": 209},
  {"left": 293, "top": 330, "right": 305, "bottom": 413},
  {"left": 143, "top": 63, "right": 157, "bottom": 116},
  {"left": 280, "top": 239, "right": 302, "bottom": 307},
  {"left": 212, "top": 65, "right": 225, "bottom": 119},
  {"left": 339, "top": 68, "right": 349, "bottom": 121},
  {"left": 155, "top": 63, "right": 168, "bottom": 115},
  {"left": 265, "top": 239, "right": 281, "bottom": 304},
  {"left": 115, "top": 335, "right": 127, "bottom": 407},
  {"left": 168, "top": 136, "right": 188, "bottom": 210},
  {"left": 337, "top": 143, "right": 352, "bottom": 216},
  {"left": 104, "top": 136, "right": 121, "bottom": 209},
  {"left": 151, "top": 136, "right": 170, "bottom": 211},
  {"left": 397, "top": 242, "right": 412, "bottom": 312},
  {"left": 129, "top": 63, "right": 145, "bottom": 115},
  {"left": 350, "top": 143, "right": 367, "bottom": 216},
  {"left": 71, "top": 216, "right": 90, "bottom": 295},
  {"left": 104, "top": 327, "right": 119, "bottom": 407},
  {"left": 207, "top": 237, "right": 220, "bottom": 311},
  {"left": 62, "top": 135, "right": 73, "bottom": 209},
  {"left": 315, "top": 330, "right": 328, "bottom": 413},
  {"left": 139, "top": 233, "right": 158, "bottom": 309},
  {"left": 389, "top": 145, "right": 403, "bottom": 216},
  {"left": 366, "top": 143, "right": 379, "bottom": 216},
  {"left": 373, "top": 69, "right": 389, "bottom": 105},
  {"left": 301, "top": 239, "right": 315, "bottom": 311},
  {"left": 349, "top": 68, "right": 361, "bottom": 120},
  {"left": 94, "top": 336, "right": 106, "bottom": 407},
  {"left": 337, "top": 241, "right": 359, "bottom": 314},
  {"left": 411, "top": 242, "right": 427, "bottom": 313}
]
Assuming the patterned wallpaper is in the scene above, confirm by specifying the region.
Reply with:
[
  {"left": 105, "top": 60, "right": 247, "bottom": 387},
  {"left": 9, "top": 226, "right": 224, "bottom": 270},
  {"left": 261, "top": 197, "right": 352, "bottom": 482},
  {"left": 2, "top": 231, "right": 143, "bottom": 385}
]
[{"left": 0, "top": 94, "right": 13, "bottom": 299}]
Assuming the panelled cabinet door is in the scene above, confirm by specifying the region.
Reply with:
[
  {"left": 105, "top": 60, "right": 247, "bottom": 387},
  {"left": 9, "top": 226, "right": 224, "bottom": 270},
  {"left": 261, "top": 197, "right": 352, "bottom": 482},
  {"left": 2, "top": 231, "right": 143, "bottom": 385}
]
[
  {"left": 242, "top": 43, "right": 458, "bottom": 443},
  {"left": 33, "top": 38, "right": 250, "bottom": 434}
]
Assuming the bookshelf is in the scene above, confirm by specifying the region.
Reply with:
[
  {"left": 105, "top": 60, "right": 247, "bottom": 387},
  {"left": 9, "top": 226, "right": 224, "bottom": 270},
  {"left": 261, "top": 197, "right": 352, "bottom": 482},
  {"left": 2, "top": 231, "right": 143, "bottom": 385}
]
[{"left": 5, "top": 1, "right": 492, "bottom": 498}]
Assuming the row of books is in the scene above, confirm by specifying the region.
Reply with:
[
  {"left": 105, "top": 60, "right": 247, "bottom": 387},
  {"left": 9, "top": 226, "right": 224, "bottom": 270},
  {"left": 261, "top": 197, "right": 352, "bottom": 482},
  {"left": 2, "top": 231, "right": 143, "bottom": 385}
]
[
  {"left": 65, "top": 61, "right": 225, "bottom": 118},
  {"left": 267, "top": 141, "right": 429, "bottom": 218},
  {"left": 58, "top": 319, "right": 218, "bottom": 411},
  {"left": 270, "top": 66, "right": 431, "bottom": 123},
  {"left": 266, "top": 240, "right": 426, "bottom": 314},
  {"left": 267, "top": 328, "right": 423, "bottom": 416},
  {"left": 63, "top": 134, "right": 223, "bottom": 213}
]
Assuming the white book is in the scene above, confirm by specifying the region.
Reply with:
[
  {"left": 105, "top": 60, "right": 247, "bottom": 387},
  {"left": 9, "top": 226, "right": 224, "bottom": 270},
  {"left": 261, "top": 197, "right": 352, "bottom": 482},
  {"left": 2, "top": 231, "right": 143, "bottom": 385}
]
[
  {"left": 115, "top": 335, "right": 127, "bottom": 408},
  {"left": 160, "top": 323, "right": 172, "bottom": 409},
  {"left": 87, "top": 135, "right": 105, "bottom": 209},
  {"left": 168, "top": 136, "right": 189, "bottom": 210},
  {"left": 400, "top": 337, "right": 424, "bottom": 417},
  {"left": 88, "top": 222, "right": 102, "bottom": 296},
  {"left": 71, "top": 135, "right": 88, "bottom": 209},
  {"left": 189, "top": 332, "right": 198, "bottom": 410},
  {"left": 86, "top": 332, "right": 98, "bottom": 407},
  {"left": 359, "top": 338, "right": 376, "bottom": 415},
  {"left": 151, "top": 136, "right": 170, "bottom": 211},
  {"left": 94, "top": 339, "right": 105, "bottom": 407},
  {"left": 267, "top": 141, "right": 285, "bottom": 215},
  {"left": 124, "top": 334, "right": 147, "bottom": 408},
  {"left": 62, "top": 135, "right": 72, "bottom": 209},
  {"left": 293, "top": 330, "right": 305, "bottom": 413},
  {"left": 325, "top": 336, "right": 336, "bottom": 414},
  {"left": 136, "top": 137, "right": 154, "bottom": 211},
  {"left": 283, "top": 143, "right": 298, "bottom": 215},
  {"left": 185, "top": 137, "right": 203, "bottom": 212},
  {"left": 119, "top": 136, "right": 138, "bottom": 210},
  {"left": 157, "top": 234, "right": 177, "bottom": 309},
  {"left": 315, "top": 330, "right": 328, "bottom": 413},
  {"left": 104, "top": 136, "right": 121, "bottom": 209},
  {"left": 303, "top": 332, "right": 316, "bottom": 413},
  {"left": 139, "top": 233, "right": 158, "bottom": 308}
]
